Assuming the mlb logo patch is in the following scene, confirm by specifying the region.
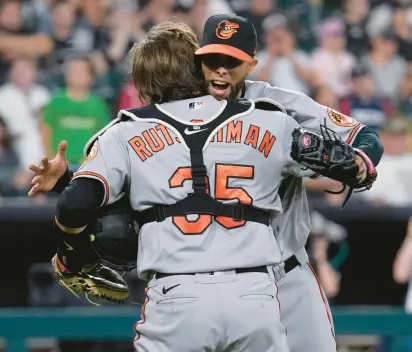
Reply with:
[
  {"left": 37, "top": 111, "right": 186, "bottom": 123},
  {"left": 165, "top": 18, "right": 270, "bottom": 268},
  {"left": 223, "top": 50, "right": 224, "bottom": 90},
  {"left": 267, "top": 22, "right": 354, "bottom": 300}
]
[{"left": 189, "top": 101, "right": 204, "bottom": 111}]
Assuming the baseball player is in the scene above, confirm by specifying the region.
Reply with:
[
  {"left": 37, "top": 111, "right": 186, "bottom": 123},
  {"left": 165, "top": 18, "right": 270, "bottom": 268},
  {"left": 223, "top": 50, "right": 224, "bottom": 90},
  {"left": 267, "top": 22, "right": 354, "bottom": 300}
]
[
  {"left": 194, "top": 14, "right": 382, "bottom": 352},
  {"left": 29, "top": 15, "right": 383, "bottom": 352},
  {"left": 49, "top": 21, "right": 316, "bottom": 351}
]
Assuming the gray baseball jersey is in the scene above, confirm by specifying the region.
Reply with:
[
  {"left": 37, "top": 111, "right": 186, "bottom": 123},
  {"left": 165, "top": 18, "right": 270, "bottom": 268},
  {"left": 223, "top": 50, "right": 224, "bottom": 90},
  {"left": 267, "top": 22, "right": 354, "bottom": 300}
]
[
  {"left": 243, "top": 80, "right": 364, "bottom": 261},
  {"left": 73, "top": 95, "right": 306, "bottom": 280}
]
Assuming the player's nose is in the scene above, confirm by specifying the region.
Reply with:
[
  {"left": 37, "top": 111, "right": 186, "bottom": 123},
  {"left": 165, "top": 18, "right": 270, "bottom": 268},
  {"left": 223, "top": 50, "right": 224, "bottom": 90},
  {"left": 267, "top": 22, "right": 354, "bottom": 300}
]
[{"left": 215, "top": 66, "right": 228, "bottom": 75}]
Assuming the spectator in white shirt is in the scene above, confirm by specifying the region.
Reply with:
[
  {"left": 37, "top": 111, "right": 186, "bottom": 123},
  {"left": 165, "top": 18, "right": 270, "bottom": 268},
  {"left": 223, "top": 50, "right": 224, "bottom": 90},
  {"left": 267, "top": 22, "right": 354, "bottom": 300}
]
[{"left": 0, "top": 58, "right": 49, "bottom": 172}]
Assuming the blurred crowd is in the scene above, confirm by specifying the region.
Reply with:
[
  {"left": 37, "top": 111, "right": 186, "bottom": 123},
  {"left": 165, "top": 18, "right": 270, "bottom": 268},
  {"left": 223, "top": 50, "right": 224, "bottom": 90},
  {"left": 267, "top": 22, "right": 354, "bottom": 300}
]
[{"left": 0, "top": 0, "right": 412, "bottom": 206}]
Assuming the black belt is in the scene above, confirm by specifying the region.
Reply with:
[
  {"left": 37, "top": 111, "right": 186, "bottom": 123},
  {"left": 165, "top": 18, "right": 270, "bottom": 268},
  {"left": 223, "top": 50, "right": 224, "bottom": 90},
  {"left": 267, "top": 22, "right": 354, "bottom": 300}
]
[
  {"left": 155, "top": 256, "right": 300, "bottom": 280},
  {"left": 284, "top": 255, "right": 300, "bottom": 273}
]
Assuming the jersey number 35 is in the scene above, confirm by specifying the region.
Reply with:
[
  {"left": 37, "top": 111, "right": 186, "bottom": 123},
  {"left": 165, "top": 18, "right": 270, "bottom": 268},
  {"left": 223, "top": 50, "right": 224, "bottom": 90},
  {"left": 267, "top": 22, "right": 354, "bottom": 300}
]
[{"left": 169, "top": 163, "right": 254, "bottom": 235}]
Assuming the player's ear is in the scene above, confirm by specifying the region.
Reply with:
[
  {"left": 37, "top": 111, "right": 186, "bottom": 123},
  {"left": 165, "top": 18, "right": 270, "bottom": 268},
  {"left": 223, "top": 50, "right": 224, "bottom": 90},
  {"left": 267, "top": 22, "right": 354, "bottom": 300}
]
[{"left": 247, "top": 59, "right": 258, "bottom": 75}]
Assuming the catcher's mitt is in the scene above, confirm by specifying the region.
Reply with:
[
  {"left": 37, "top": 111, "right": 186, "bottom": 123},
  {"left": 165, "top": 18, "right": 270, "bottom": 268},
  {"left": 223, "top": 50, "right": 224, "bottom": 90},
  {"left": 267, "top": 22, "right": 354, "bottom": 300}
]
[
  {"left": 52, "top": 254, "right": 130, "bottom": 305},
  {"left": 290, "top": 123, "right": 377, "bottom": 207}
]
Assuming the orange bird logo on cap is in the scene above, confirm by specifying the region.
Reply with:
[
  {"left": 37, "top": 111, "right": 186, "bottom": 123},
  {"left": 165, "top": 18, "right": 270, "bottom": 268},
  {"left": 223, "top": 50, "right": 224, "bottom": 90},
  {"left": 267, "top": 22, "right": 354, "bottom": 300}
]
[{"left": 216, "top": 20, "right": 239, "bottom": 39}]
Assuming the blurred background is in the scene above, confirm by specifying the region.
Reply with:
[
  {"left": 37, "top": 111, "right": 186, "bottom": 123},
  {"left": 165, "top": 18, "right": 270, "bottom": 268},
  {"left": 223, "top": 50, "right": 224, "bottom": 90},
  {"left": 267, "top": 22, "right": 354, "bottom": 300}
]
[{"left": 1, "top": 0, "right": 412, "bottom": 351}]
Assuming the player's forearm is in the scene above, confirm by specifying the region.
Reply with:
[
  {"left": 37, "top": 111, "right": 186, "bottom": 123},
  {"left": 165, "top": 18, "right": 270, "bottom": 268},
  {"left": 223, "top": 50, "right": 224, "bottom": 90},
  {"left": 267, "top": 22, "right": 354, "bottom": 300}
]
[
  {"left": 352, "top": 126, "right": 383, "bottom": 166},
  {"left": 54, "top": 178, "right": 104, "bottom": 271},
  {"left": 56, "top": 178, "right": 105, "bottom": 229},
  {"left": 55, "top": 217, "right": 87, "bottom": 234},
  {"left": 52, "top": 168, "right": 75, "bottom": 194}
]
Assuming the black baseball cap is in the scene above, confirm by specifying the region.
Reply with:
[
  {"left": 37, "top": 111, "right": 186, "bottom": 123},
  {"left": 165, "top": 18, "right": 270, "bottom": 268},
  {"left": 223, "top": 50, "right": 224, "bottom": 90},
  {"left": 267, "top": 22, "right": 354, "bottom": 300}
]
[{"left": 195, "top": 14, "right": 257, "bottom": 63}]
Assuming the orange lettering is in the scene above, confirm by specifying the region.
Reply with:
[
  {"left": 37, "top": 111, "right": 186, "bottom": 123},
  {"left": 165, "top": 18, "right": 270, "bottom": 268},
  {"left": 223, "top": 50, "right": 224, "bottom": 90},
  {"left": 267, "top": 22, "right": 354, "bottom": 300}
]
[
  {"left": 143, "top": 129, "right": 165, "bottom": 152},
  {"left": 244, "top": 125, "right": 260, "bottom": 149},
  {"left": 226, "top": 121, "right": 242, "bottom": 143},
  {"left": 216, "top": 128, "right": 223, "bottom": 142},
  {"left": 128, "top": 136, "right": 153, "bottom": 161},
  {"left": 156, "top": 124, "right": 174, "bottom": 146},
  {"left": 258, "top": 131, "right": 276, "bottom": 157}
]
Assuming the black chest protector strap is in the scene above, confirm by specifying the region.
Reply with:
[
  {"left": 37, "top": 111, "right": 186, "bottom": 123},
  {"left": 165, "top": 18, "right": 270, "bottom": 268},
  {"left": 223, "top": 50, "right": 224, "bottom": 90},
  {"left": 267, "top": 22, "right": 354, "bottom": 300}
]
[{"left": 130, "top": 100, "right": 271, "bottom": 227}]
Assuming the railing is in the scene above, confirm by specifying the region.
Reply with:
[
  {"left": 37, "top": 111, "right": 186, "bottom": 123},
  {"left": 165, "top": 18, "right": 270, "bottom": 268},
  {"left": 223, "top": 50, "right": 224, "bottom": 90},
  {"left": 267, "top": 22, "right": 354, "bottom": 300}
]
[
  {"left": 1, "top": 306, "right": 412, "bottom": 352},
  {"left": 0, "top": 307, "right": 138, "bottom": 352}
]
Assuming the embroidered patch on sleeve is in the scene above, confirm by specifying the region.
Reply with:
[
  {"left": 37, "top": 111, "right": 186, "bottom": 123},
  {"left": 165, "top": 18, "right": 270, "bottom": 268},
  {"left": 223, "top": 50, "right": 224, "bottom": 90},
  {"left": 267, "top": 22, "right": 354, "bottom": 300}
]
[
  {"left": 327, "top": 108, "right": 358, "bottom": 127},
  {"left": 79, "top": 144, "right": 98, "bottom": 169}
]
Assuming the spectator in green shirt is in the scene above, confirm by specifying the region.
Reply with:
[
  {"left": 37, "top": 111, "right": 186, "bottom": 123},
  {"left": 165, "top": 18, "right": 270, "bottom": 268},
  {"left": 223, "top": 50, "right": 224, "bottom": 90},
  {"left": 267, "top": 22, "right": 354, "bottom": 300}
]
[{"left": 41, "top": 57, "right": 110, "bottom": 165}]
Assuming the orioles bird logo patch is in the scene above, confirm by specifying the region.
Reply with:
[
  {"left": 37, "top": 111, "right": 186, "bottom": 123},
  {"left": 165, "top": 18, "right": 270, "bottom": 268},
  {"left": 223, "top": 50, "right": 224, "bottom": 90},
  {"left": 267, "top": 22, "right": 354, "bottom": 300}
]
[
  {"left": 216, "top": 20, "right": 239, "bottom": 39},
  {"left": 327, "top": 108, "right": 358, "bottom": 127},
  {"left": 79, "top": 144, "right": 98, "bottom": 170}
]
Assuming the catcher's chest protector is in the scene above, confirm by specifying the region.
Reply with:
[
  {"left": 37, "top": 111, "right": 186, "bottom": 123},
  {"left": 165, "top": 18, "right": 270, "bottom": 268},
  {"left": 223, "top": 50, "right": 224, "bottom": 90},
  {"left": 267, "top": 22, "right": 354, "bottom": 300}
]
[
  {"left": 77, "top": 95, "right": 302, "bottom": 278},
  {"left": 132, "top": 100, "right": 271, "bottom": 228}
]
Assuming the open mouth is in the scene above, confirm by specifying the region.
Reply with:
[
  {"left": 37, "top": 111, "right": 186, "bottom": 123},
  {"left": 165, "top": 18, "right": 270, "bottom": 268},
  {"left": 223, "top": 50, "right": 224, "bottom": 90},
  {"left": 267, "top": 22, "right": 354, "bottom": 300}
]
[{"left": 211, "top": 81, "right": 230, "bottom": 90}]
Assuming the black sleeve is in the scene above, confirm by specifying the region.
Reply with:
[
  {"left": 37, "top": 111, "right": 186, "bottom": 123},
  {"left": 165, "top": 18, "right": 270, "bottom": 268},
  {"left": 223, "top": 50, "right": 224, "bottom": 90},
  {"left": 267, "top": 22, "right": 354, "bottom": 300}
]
[
  {"left": 55, "top": 177, "right": 105, "bottom": 228},
  {"left": 352, "top": 126, "right": 384, "bottom": 166},
  {"left": 51, "top": 168, "right": 75, "bottom": 194}
]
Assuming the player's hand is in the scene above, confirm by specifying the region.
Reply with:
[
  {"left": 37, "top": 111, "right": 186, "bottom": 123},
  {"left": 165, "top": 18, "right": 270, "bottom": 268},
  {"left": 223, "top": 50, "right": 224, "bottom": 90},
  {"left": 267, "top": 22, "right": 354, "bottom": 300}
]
[
  {"left": 354, "top": 155, "right": 367, "bottom": 183},
  {"left": 28, "top": 141, "right": 69, "bottom": 196}
]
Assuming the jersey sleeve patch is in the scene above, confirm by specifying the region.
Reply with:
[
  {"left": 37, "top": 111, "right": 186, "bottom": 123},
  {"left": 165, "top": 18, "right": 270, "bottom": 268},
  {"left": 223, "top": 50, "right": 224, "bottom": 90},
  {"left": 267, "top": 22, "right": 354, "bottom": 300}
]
[
  {"left": 79, "top": 144, "right": 98, "bottom": 170},
  {"left": 327, "top": 108, "right": 358, "bottom": 127}
]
